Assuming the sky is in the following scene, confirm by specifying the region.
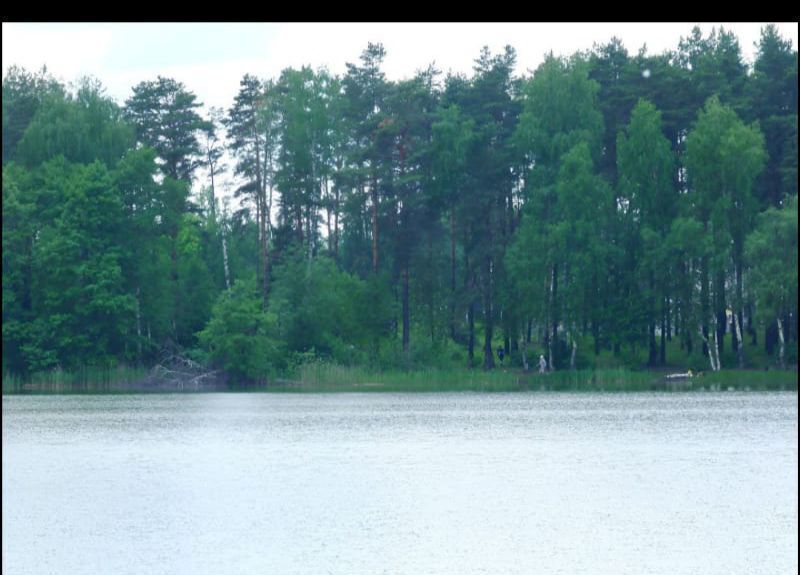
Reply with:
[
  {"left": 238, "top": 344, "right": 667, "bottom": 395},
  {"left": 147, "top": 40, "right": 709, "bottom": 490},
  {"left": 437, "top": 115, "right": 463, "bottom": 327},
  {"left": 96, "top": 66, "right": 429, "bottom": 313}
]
[{"left": 4, "top": 22, "right": 798, "bottom": 113}]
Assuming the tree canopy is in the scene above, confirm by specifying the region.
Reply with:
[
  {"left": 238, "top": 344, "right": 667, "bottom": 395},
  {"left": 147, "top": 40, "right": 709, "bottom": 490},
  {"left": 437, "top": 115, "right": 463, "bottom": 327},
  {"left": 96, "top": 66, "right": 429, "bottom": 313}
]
[{"left": 3, "top": 26, "right": 797, "bottom": 379}]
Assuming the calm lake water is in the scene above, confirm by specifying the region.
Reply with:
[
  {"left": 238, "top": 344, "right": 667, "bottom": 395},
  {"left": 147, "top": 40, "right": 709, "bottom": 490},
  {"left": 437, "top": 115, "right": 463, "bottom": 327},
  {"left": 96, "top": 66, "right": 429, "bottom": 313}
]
[{"left": 2, "top": 392, "right": 797, "bottom": 574}]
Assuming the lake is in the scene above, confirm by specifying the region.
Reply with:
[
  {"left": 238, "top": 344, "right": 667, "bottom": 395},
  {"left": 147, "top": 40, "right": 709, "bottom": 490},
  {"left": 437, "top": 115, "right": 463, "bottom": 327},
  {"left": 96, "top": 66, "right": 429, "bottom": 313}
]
[{"left": 2, "top": 392, "right": 797, "bottom": 574}]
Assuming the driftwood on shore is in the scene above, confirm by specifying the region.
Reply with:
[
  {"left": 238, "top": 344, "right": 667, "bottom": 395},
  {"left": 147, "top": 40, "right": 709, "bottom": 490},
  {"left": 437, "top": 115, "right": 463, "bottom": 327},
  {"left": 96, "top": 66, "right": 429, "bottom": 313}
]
[{"left": 133, "top": 351, "right": 228, "bottom": 392}]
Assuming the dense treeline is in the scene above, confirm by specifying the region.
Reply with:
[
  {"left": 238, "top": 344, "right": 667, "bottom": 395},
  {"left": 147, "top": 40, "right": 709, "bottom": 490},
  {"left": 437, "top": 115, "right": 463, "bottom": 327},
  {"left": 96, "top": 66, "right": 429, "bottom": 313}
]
[{"left": 3, "top": 25, "right": 797, "bottom": 382}]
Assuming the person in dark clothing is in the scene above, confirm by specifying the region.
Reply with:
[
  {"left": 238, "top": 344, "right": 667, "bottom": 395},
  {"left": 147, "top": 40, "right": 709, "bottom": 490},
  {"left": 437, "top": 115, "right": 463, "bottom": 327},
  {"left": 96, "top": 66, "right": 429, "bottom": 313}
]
[{"left": 497, "top": 347, "right": 505, "bottom": 363}]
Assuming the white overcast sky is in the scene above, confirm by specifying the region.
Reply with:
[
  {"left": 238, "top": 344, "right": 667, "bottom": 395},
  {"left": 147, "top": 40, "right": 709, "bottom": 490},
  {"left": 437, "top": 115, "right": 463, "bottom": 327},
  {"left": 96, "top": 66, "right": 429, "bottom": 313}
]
[{"left": 3, "top": 22, "right": 798, "bottom": 114}]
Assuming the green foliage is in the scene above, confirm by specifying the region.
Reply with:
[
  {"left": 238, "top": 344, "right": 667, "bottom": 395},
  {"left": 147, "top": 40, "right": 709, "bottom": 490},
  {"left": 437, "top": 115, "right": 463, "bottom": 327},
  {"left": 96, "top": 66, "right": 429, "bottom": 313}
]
[
  {"left": 269, "top": 250, "right": 390, "bottom": 365},
  {"left": 515, "top": 53, "right": 604, "bottom": 187},
  {"left": 19, "top": 159, "right": 135, "bottom": 370},
  {"left": 2, "top": 65, "right": 65, "bottom": 163},
  {"left": 686, "top": 96, "right": 766, "bottom": 225},
  {"left": 124, "top": 76, "right": 208, "bottom": 182},
  {"left": 16, "top": 78, "right": 134, "bottom": 168},
  {"left": 616, "top": 99, "right": 678, "bottom": 364},
  {"left": 176, "top": 214, "right": 215, "bottom": 344},
  {"left": 198, "top": 280, "right": 279, "bottom": 382},
  {"left": 745, "top": 196, "right": 798, "bottom": 324}
]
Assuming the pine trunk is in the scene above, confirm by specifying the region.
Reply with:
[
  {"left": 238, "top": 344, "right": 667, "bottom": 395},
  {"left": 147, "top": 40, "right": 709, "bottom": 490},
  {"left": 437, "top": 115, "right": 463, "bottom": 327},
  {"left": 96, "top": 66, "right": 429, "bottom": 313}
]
[
  {"left": 450, "top": 210, "right": 457, "bottom": 341},
  {"left": 660, "top": 303, "right": 667, "bottom": 365},
  {"left": 483, "top": 254, "right": 495, "bottom": 370},
  {"left": 401, "top": 265, "right": 410, "bottom": 356},
  {"left": 136, "top": 286, "right": 142, "bottom": 359},
  {"left": 520, "top": 336, "right": 529, "bottom": 372},
  {"left": 371, "top": 180, "right": 379, "bottom": 273},
  {"left": 550, "top": 264, "right": 558, "bottom": 371}
]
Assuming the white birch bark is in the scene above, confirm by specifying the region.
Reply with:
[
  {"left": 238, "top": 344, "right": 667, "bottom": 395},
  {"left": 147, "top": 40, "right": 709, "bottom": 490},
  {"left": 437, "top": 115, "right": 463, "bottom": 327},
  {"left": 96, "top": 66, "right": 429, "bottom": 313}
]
[
  {"left": 729, "top": 309, "right": 743, "bottom": 368},
  {"left": 699, "top": 327, "right": 719, "bottom": 372},
  {"left": 570, "top": 333, "right": 577, "bottom": 370}
]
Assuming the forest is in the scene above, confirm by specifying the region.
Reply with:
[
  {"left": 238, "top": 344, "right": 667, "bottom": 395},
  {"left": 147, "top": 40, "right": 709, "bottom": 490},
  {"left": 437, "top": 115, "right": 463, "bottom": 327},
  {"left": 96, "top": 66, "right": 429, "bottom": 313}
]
[{"left": 2, "top": 25, "right": 798, "bottom": 385}]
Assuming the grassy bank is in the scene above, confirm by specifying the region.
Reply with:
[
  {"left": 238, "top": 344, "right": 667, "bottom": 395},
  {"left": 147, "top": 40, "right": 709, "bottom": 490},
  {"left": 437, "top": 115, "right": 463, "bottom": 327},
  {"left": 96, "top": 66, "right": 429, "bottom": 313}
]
[
  {"left": 268, "top": 362, "right": 798, "bottom": 393},
  {"left": 4, "top": 363, "right": 796, "bottom": 394}
]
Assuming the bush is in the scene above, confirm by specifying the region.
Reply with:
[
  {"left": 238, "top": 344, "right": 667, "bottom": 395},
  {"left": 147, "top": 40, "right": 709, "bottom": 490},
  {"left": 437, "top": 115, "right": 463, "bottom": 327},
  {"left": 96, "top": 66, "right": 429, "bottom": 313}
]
[{"left": 198, "top": 280, "right": 281, "bottom": 383}]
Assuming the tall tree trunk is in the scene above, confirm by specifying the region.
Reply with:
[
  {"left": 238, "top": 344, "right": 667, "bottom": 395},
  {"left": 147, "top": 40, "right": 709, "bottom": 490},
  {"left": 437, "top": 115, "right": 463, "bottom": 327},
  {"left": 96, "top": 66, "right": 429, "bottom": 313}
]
[
  {"left": 307, "top": 205, "right": 313, "bottom": 261},
  {"left": 255, "top": 194, "right": 262, "bottom": 276},
  {"left": 544, "top": 329, "right": 551, "bottom": 372},
  {"left": 450, "top": 209, "right": 457, "bottom": 341},
  {"left": 23, "top": 237, "right": 33, "bottom": 312},
  {"left": 259, "top": 187, "right": 270, "bottom": 305},
  {"left": 222, "top": 233, "right": 231, "bottom": 290},
  {"left": 333, "top": 184, "right": 340, "bottom": 261},
  {"left": 648, "top": 320, "right": 658, "bottom": 367},
  {"left": 255, "top": 143, "right": 266, "bottom": 305},
  {"left": 765, "top": 322, "right": 777, "bottom": 356},
  {"left": 698, "top": 325, "right": 718, "bottom": 372},
  {"left": 371, "top": 179, "right": 379, "bottom": 273},
  {"left": 262, "top": 217, "right": 270, "bottom": 304},
  {"left": 428, "top": 232, "right": 434, "bottom": 344},
  {"left": 325, "top": 188, "right": 332, "bottom": 254},
  {"left": 550, "top": 264, "right": 558, "bottom": 371},
  {"left": 734, "top": 261, "right": 743, "bottom": 346},
  {"left": 700, "top": 256, "right": 709, "bottom": 358},
  {"left": 170, "top": 236, "right": 178, "bottom": 337},
  {"left": 715, "top": 271, "right": 726, "bottom": 356},
  {"left": 208, "top": 149, "right": 229, "bottom": 292},
  {"left": 777, "top": 317, "right": 785, "bottom": 369},
  {"left": 519, "top": 335, "right": 529, "bottom": 372},
  {"left": 648, "top": 273, "right": 657, "bottom": 367},
  {"left": 569, "top": 332, "right": 577, "bottom": 370},
  {"left": 660, "top": 300, "right": 667, "bottom": 365},
  {"left": 712, "top": 313, "right": 721, "bottom": 371},
  {"left": 746, "top": 303, "right": 757, "bottom": 344},
  {"left": 665, "top": 295, "right": 672, "bottom": 341},
  {"left": 465, "top": 247, "right": 474, "bottom": 366},
  {"left": 468, "top": 298, "right": 475, "bottom": 367},
  {"left": 264, "top": 172, "right": 273, "bottom": 303},
  {"left": 483, "top": 254, "right": 495, "bottom": 370},
  {"left": 136, "top": 286, "right": 142, "bottom": 359},
  {"left": 401, "top": 265, "right": 410, "bottom": 356},
  {"left": 593, "top": 320, "right": 600, "bottom": 355},
  {"left": 267, "top": 181, "right": 274, "bottom": 240},
  {"left": 731, "top": 309, "right": 744, "bottom": 369}
]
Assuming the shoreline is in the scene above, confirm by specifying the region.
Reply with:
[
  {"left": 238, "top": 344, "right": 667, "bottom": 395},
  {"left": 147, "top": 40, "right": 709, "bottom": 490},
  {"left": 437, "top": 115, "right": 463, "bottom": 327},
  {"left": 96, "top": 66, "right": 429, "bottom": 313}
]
[{"left": 3, "top": 367, "right": 797, "bottom": 395}]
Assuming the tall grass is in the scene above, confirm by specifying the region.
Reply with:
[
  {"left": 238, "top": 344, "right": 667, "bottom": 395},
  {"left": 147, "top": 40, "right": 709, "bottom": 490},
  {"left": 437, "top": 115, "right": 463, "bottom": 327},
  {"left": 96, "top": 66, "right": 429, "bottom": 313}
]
[
  {"left": 4, "top": 362, "right": 794, "bottom": 394},
  {"left": 2, "top": 365, "right": 149, "bottom": 394},
  {"left": 699, "top": 369, "right": 798, "bottom": 391}
]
